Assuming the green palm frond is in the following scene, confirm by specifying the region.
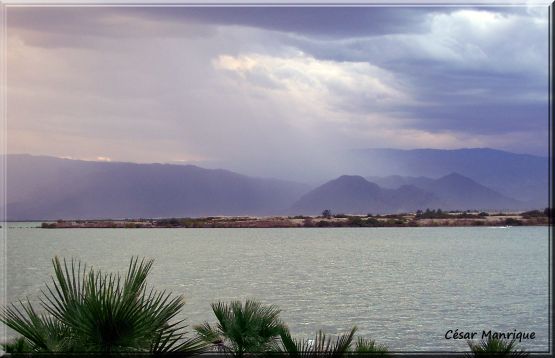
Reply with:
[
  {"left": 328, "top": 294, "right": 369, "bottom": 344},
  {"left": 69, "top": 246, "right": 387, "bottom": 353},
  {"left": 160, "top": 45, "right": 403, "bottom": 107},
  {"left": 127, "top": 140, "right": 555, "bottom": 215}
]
[
  {"left": 195, "top": 322, "right": 223, "bottom": 344},
  {"left": 275, "top": 327, "right": 301, "bottom": 357},
  {"left": 351, "top": 337, "right": 389, "bottom": 357},
  {"left": 1, "top": 256, "right": 205, "bottom": 354},
  {"left": 276, "top": 326, "right": 357, "bottom": 358},
  {"left": 2, "top": 299, "right": 73, "bottom": 352},
  {"left": 466, "top": 337, "right": 529, "bottom": 358},
  {"left": 195, "top": 300, "right": 285, "bottom": 357},
  {"left": 1, "top": 336, "right": 33, "bottom": 353}
]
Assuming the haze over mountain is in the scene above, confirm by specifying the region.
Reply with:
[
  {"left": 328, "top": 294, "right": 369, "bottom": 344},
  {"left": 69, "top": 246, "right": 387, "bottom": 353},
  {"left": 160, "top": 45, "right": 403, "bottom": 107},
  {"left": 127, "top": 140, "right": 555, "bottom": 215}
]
[
  {"left": 290, "top": 175, "right": 443, "bottom": 215},
  {"left": 414, "top": 173, "right": 522, "bottom": 211},
  {"left": 352, "top": 148, "right": 548, "bottom": 207},
  {"left": 292, "top": 173, "right": 523, "bottom": 215},
  {"left": 367, "top": 173, "right": 524, "bottom": 210},
  {"left": 2, "top": 148, "right": 543, "bottom": 220},
  {"left": 3, "top": 154, "right": 309, "bottom": 220},
  {"left": 8, "top": 7, "right": 547, "bottom": 212},
  {"left": 366, "top": 175, "right": 435, "bottom": 190}
]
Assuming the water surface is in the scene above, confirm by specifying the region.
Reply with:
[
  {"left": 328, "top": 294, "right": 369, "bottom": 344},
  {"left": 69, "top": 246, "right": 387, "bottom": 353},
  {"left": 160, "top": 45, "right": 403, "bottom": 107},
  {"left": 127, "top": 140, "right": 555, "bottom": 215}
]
[{"left": 3, "top": 224, "right": 550, "bottom": 352}]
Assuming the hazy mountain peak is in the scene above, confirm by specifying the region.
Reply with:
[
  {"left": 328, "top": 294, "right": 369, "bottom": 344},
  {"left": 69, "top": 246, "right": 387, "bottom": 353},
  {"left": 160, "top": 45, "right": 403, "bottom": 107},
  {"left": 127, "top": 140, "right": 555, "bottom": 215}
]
[
  {"left": 329, "top": 175, "right": 381, "bottom": 192},
  {"left": 333, "top": 175, "right": 370, "bottom": 184},
  {"left": 438, "top": 172, "right": 471, "bottom": 182},
  {"left": 353, "top": 147, "right": 547, "bottom": 207},
  {"left": 3, "top": 154, "right": 311, "bottom": 220},
  {"left": 337, "top": 174, "right": 365, "bottom": 180},
  {"left": 291, "top": 174, "right": 440, "bottom": 215},
  {"left": 356, "top": 147, "right": 546, "bottom": 158},
  {"left": 3, "top": 150, "right": 540, "bottom": 219}
]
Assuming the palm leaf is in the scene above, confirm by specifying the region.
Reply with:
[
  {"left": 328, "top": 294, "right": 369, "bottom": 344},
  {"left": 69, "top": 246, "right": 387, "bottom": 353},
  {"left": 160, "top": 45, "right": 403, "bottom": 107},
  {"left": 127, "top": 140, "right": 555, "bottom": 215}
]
[
  {"left": 1, "top": 256, "right": 203, "bottom": 354},
  {"left": 276, "top": 326, "right": 357, "bottom": 358},
  {"left": 195, "top": 300, "right": 285, "bottom": 357},
  {"left": 1, "top": 299, "right": 74, "bottom": 352},
  {"left": 466, "top": 337, "right": 529, "bottom": 358},
  {"left": 351, "top": 337, "right": 389, "bottom": 357},
  {"left": 1, "top": 336, "right": 33, "bottom": 353}
]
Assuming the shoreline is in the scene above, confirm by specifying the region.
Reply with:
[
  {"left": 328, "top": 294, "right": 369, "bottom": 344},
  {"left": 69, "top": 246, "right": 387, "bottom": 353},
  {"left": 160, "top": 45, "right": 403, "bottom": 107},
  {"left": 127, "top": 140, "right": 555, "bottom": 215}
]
[{"left": 37, "top": 209, "right": 550, "bottom": 229}]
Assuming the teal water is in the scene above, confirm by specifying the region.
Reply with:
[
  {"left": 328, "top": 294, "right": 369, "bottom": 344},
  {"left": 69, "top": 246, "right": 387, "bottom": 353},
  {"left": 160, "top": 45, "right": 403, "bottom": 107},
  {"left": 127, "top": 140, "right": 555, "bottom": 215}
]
[{"left": 2, "top": 224, "right": 550, "bottom": 352}]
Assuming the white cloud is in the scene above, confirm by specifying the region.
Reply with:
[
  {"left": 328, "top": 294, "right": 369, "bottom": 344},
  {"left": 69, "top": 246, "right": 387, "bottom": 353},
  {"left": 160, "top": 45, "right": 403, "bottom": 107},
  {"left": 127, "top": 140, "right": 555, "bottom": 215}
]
[
  {"left": 408, "top": 8, "right": 547, "bottom": 75},
  {"left": 6, "top": 7, "right": 548, "bottom": 182},
  {"left": 213, "top": 52, "right": 412, "bottom": 121}
]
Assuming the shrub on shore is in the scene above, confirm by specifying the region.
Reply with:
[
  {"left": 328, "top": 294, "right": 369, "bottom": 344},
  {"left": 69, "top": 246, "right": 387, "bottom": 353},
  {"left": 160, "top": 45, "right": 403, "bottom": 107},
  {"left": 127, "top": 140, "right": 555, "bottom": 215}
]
[{"left": 503, "top": 218, "right": 523, "bottom": 226}]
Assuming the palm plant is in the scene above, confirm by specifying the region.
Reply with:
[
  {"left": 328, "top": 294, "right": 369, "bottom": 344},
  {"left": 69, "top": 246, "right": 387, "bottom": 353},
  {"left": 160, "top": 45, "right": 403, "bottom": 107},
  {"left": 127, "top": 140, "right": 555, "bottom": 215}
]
[
  {"left": 351, "top": 336, "right": 389, "bottom": 357},
  {"left": 466, "top": 337, "right": 529, "bottom": 357},
  {"left": 1, "top": 336, "right": 33, "bottom": 354},
  {"left": 276, "top": 326, "right": 357, "bottom": 358},
  {"left": 194, "top": 300, "right": 285, "bottom": 357},
  {"left": 1, "top": 256, "right": 206, "bottom": 354}
]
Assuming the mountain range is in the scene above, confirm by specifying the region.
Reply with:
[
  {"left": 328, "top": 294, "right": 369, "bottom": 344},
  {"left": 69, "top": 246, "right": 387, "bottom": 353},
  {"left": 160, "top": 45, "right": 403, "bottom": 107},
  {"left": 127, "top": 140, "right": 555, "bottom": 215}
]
[
  {"left": 351, "top": 147, "right": 548, "bottom": 207},
  {"left": 291, "top": 173, "right": 522, "bottom": 215},
  {"left": 2, "top": 154, "right": 309, "bottom": 220},
  {"left": 1, "top": 148, "right": 548, "bottom": 220}
]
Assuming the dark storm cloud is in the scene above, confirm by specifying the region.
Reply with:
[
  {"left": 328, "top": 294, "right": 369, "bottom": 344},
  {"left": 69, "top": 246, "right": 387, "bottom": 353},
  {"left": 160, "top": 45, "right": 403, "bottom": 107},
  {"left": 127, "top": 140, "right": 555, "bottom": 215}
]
[
  {"left": 8, "top": 6, "right": 519, "bottom": 39},
  {"left": 403, "top": 103, "right": 548, "bottom": 134},
  {"left": 7, "top": 7, "right": 216, "bottom": 48},
  {"left": 129, "top": 6, "right": 531, "bottom": 38},
  {"left": 8, "top": 6, "right": 415, "bottom": 37},
  {"left": 130, "top": 6, "right": 433, "bottom": 37},
  {"left": 8, "top": 8, "right": 126, "bottom": 37},
  {"left": 379, "top": 61, "right": 547, "bottom": 135},
  {"left": 273, "top": 7, "right": 548, "bottom": 142},
  {"left": 7, "top": 5, "right": 550, "bottom": 177}
]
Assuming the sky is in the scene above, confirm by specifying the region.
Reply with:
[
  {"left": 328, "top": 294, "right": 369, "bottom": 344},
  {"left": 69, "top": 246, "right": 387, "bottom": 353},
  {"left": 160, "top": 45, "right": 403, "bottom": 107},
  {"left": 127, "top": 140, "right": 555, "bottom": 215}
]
[{"left": 6, "top": 5, "right": 549, "bottom": 181}]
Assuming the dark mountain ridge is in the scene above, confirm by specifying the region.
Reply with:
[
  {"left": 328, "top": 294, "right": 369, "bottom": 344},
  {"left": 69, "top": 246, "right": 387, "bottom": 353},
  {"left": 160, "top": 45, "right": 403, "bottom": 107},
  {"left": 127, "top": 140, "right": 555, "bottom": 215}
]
[
  {"left": 353, "top": 147, "right": 548, "bottom": 207},
  {"left": 291, "top": 172, "right": 523, "bottom": 215},
  {"left": 2, "top": 150, "right": 538, "bottom": 219},
  {"left": 3, "top": 154, "right": 310, "bottom": 220},
  {"left": 290, "top": 175, "right": 444, "bottom": 214}
]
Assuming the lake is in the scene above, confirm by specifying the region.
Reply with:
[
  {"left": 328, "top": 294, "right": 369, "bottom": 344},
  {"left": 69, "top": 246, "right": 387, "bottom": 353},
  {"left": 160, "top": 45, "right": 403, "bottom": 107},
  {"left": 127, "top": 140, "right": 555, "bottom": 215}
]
[{"left": 2, "top": 224, "right": 550, "bottom": 352}]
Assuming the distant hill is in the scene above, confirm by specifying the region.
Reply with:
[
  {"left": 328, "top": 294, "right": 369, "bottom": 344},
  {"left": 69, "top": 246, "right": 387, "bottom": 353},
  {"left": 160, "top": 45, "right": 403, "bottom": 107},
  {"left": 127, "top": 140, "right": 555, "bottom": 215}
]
[
  {"left": 290, "top": 175, "right": 443, "bottom": 215},
  {"left": 416, "top": 172, "right": 522, "bottom": 210},
  {"left": 292, "top": 173, "right": 523, "bottom": 215},
  {"left": 2, "top": 150, "right": 540, "bottom": 219},
  {"left": 366, "top": 175, "right": 434, "bottom": 190},
  {"left": 353, "top": 148, "right": 548, "bottom": 207},
  {"left": 2, "top": 154, "right": 310, "bottom": 220},
  {"left": 367, "top": 173, "right": 523, "bottom": 210}
]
